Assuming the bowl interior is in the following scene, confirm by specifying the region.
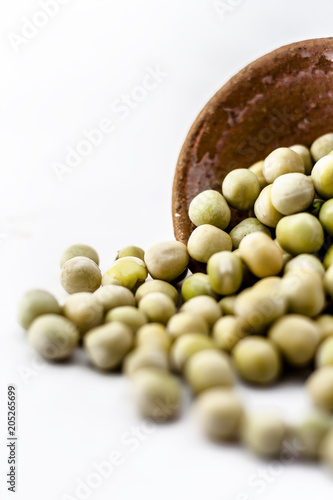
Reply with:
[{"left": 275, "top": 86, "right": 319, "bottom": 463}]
[{"left": 172, "top": 37, "right": 333, "bottom": 270}]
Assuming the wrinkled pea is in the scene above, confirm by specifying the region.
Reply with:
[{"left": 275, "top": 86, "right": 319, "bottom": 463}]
[{"left": 187, "top": 224, "right": 232, "bottom": 263}]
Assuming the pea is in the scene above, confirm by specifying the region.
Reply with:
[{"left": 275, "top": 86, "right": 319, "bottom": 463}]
[
  {"left": 320, "top": 427, "right": 333, "bottom": 469},
  {"left": 135, "top": 279, "right": 179, "bottom": 305},
  {"left": 207, "top": 251, "right": 243, "bottom": 295},
  {"left": 61, "top": 256, "right": 102, "bottom": 294},
  {"left": 60, "top": 243, "right": 99, "bottom": 267},
  {"left": 184, "top": 349, "right": 233, "bottom": 394},
  {"left": 284, "top": 254, "right": 325, "bottom": 278},
  {"left": 310, "top": 132, "right": 333, "bottom": 162},
  {"left": 188, "top": 189, "right": 231, "bottom": 230},
  {"left": 229, "top": 217, "right": 271, "bottom": 249},
  {"left": 181, "top": 273, "right": 218, "bottom": 302},
  {"left": 123, "top": 347, "right": 169, "bottom": 377},
  {"left": 180, "top": 296, "right": 221, "bottom": 328},
  {"left": 248, "top": 160, "right": 267, "bottom": 189},
  {"left": 316, "top": 315, "right": 333, "bottom": 343},
  {"left": 187, "top": 224, "right": 232, "bottom": 263},
  {"left": 131, "top": 368, "right": 181, "bottom": 421},
  {"left": 63, "top": 292, "right": 104, "bottom": 334},
  {"left": 281, "top": 270, "right": 325, "bottom": 317},
  {"left": 166, "top": 312, "right": 209, "bottom": 340},
  {"left": 136, "top": 323, "right": 171, "bottom": 352},
  {"left": 212, "top": 316, "right": 249, "bottom": 352},
  {"left": 196, "top": 388, "right": 244, "bottom": 441},
  {"left": 18, "top": 289, "right": 61, "bottom": 329},
  {"left": 268, "top": 315, "right": 320, "bottom": 366},
  {"left": 271, "top": 173, "right": 314, "bottom": 215},
  {"left": 116, "top": 245, "right": 144, "bottom": 261},
  {"left": 84, "top": 322, "right": 133, "bottom": 370},
  {"left": 28, "top": 314, "right": 79, "bottom": 360},
  {"left": 105, "top": 306, "right": 147, "bottom": 333},
  {"left": 238, "top": 232, "right": 283, "bottom": 278},
  {"left": 222, "top": 169, "right": 260, "bottom": 210},
  {"left": 232, "top": 336, "right": 281, "bottom": 385},
  {"left": 138, "top": 292, "right": 176, "bottom": 325},
  {"left": 170, "top": 333, "right": 216, "bottom": 372},
  {"left": 292, "top": 412, "right": 332, "bottom": 459},
  {"left": 254, "top": 185, "right": 284, "bottom": 228},
  {"left": 144, "top": 241, "right": 189, "bottom": 282},
  {"left": 306, "top": 367, "right": 333, "bottom": 412},
  {"left": 102, "top": 256, "right": 148, "bottom": 291},
  {"left": 276, "top": 213, "right": 324, "bottom": 255},
  {"left": 289, "top": 144, "right": 313, "bottom": 175},
  {"left": 94, "top": 284, "right": 135, "bottom": 312},
  {"left": 316, "top": 336, "right": 333, "bottom": 368},
  {"left": 218, "top": 295, "right": 237, "bottom": 316},
  {"left": 263, "top": 147, "right": 304, "bottom": 183},
  {"left": 311, "top": 155, "right": 333, "bottom": 199},
  {"left": 242, "top": 413, "right": 285, "bottom": 458},
  {"left": 319, "top": 199, "right": 333, "bottom": 235}
]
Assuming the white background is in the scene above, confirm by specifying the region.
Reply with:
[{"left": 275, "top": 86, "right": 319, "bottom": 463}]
[{"left": 1, "top": 1, "right": 333, "bottom": 499}]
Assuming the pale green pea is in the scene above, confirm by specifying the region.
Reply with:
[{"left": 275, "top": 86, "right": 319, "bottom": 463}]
[
  {"left": 207, "top": 251, "right": 243, "bottom": 295},
  {"left": 184, "top": 349, "right": 233, "bottom": 394},
  {"left": 263, "top": 147, "right": 304, "bottom": 183},
  {"left": 248, "top": 160, "right": 267, "bottom": 189},
  {"left": 316, "top": 336, "right": 333, "bottom": 368},
  {"left": 102, "top": 256, "right": 148, "bottom": 291},
  {"left": 276, "top": 213, "right": 324, "bottom": 255},
  {"left": 166, "top": 312, "right": 209, "bottom": 340},
  {"left": 310, "top": 132, "right": 333, "bottom": 162},
  {"left": 138, "top": 292, "right": 176, "bottom": 325},
  {"left": 61, "top": 256, "right": 102, "bottom": 294},
  {"left": 311, "top": 155, "right": 333, "bottom": 199},
  {"left": 105, "top": 306, "right": 147, "bottom": 333},
  {"left": 187, "top": 224, "right": 232, "bottom": 263},
  {"left": 188, "top": 190, "right": 231, "bottom": 230},
  {"left": 306, "top": 367, "right": 333, "bottom": 412},
  {"left": 181, "top": 273, "right": 218, "bottom": 302},
  {"left": 116, "top": 245, "right": 144, "bottom": 261},
  {"left": 229, "top": 217, "right": 271, "bottom": 249},
  {"left": 18, "top": 289, "right": 61, "bottom": 329},
  {"left": 319, "top": 198, "right": 333, "bottom": 235},
  {"left": 289, "top": 144, "right": 313, "bottom": 175},
  {"left": 222, "top": 169, "right": 260, "bottom": 210},
  {"left": 180, "top": 296, "right": 221, "bottom": 328},
  {"left": 135, "top": 279, "right": 179, "bottom": 305},
  {"left": 144, "top": 241, "right": 189, "bottom": 282},
  {"left": 60, "top": 244, "right": 99, "bottom": 267}
]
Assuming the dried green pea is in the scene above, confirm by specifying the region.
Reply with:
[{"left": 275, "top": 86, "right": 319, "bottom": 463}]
[
  {"left": 144, "top": 241, "right": 189, "bottom": 282},
  {"left": 316, "top": 315, "right": 333, "bottom": 343},
  {"left": 212, "top": 316, "right": 249, "bottom": 352},
  {"left": 292, "top": 412, "right": 332, "bottom": 459},
  {"left": 188, "top": 189, "right": 231, "bottom": 230},
  {"left": 319, "top": 199, "right": 333, "bottom": 235},
  {"left": 242, "top": 413, "right": 286, "bottom": 458},
  {"left": 289, "top": 144, "right": 313, "bottom": 175},
  {"left": 207, "top": 251, "right": 243, "bottom": 295},
  {"left": 196, "top": 388, "right": 244, "bottom": 441},
  {"left": 268, "top": 314, "right": 320, "bottom": 366},
  {"left": 222, "top": 168, "right": 260, "bottom": 210},
  {"left": 281, "top": 270, "right": 325, "bottom": 317},
  {"left": 238, "top": 232, "right": 283, "bottom": 278},
  {"left": 271, "top": 172, "right": 314, "bottom": 215},
  {"left": 187, "top": 224, "right": 232, "bottom": 263},
  {"left": 311, "top": 155, "right": 333, "bottom": 199},
  {"left": 105, "top": 306, "right": 147, "bottom": 333},
  {"left": 283, "top": 254, "right": 325, "bottom": 278},
  {"left": 232, "top": 336, "right": 281, "bottom": 385},
  {"left": 181, "top": 273, "right": 218, "bottom": 302},
  {"left": 84, "top": 322, "right": 133, "bottom": 370},
  {"left": 102, "top": 256, "right": 148, "bottom": 291},
  {"left": 316, "top": 336, "right": 333, "bottom": 368},
  {"left": 94, "top": 284, "right": 136, "bottom": 312},
  {"left": 138, "top": 292, "right": 176, "bottom": 325},
  {"left": 27, "top": 314, "right": 79, "bottom": 360},
  {"left": 306, "top": 367, "right": 333, "bottom": 412},
  {"left": 310, "top": 132, "right": 333, "bottom": 162},
  {"left": 254, "top": 185, "right": 284, "bottom": 228},
  {"left": 18, "top": 289, "right": 61, "bottom": 329},
  {"left": 248, "top": 160, "right": 267, "bottom": 189},
  {"left": 61, "top": 256, "right": 102, "bottom": 294},
  {"left": 135, "top": 323, "right": 171, "bottom": 352},
  {"left": 60, "top": 243, "right": 99, "bottom": 267},
  {"left": 123, "top": 347, "right": 169, "bottom": 377},
  {"left": 135, "top": 279, "right": 178, "bottom": 305},
  {"left": 131, "top": 368, "right": 181, "bottom": 421},
  {"left": 263, "top": 147, "right": 304, "bottom": 183},
  {"left": 276, "top": 213, "right": 324, "bottom": 255},
  {"left": 63, "top": 292, "right": 104, "bottom": 334},
  {"left": 180, "top": 296, "right": 221, "bottom": 328},
  {"left": 229, "top": 217, "right": 271, "bottom": 249},
  {"left": 218, "top": 295, "right": 237, "bottom": 315},
  {"left": 170, "top": 333, "right": 216, "bottom": 372},
  {"left": 166, "top": 312, "right": 209, "bottom": 340},
  {"left": 323, "top": 245, "right": 333, "bottom": 269},
  {"left": 184, "top": 349, "right": 233, "bottom": 394},
  {"left": 116, "top": 245, "right": 144, "bottom": 261}
]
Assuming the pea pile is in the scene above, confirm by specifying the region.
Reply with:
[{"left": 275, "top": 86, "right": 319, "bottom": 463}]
[{"left": 18, "top": 133, "right": 333, "bottom": 469}]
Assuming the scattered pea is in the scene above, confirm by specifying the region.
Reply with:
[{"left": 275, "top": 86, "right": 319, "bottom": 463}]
[
  {"left": 61, "top": 256, "right": 102, "bottom": 294},
  {"left": 188, "top": 190, "right": 231, "bottom": 229},
  {"left": 18, "top": 289, "right": 61, "bottom": 329}
]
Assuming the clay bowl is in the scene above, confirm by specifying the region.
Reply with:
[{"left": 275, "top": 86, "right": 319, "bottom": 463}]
[{"left": 172, "top": 37, "right": 333, "bottom": 272}]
